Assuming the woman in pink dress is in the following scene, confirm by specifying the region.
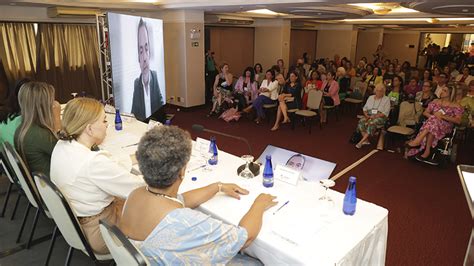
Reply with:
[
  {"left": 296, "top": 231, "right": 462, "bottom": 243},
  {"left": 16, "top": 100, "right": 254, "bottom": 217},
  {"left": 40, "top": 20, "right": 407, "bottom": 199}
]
[{"left": 406, "top": 86, "right": 463, "bottom": 164}]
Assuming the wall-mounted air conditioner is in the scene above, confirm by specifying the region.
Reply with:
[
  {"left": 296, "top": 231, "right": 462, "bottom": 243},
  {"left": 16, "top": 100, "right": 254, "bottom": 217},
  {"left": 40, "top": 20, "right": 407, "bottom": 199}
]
[
  {"left": 47, "top": 7, "right": 101, "bottom": 18},
  {"left": 206, "top": 15, "right": 254, "bottom": 25}
]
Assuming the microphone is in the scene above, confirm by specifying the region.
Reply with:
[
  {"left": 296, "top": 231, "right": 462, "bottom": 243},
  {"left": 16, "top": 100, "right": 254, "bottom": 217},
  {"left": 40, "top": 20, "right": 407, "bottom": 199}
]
[{"left": 191, "top": 124, "right": 259, "bottom": 176}]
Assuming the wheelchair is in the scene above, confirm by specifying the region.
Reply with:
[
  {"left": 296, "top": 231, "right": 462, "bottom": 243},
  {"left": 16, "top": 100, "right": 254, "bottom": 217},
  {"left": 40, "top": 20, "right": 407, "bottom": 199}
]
[{"left": 418, "top": 127, "right": 458, "bottom": 167}]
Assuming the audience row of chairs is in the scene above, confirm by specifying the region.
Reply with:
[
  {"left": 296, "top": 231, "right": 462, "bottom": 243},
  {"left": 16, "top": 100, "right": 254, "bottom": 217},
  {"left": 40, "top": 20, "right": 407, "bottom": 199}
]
[{"left": 0, "top": 142, "right": 149, "bottom": 265}]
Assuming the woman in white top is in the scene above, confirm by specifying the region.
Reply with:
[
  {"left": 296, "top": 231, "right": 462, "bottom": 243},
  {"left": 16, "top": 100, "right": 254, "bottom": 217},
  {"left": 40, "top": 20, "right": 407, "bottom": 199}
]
[
  {"left": 355, "top": 83, "right": 391, "bottom": 149},
  {"left": 243, "top": 69, "right": 279, "bottom": 124},
  {"left": 455, "top": 66, "right": 474, "bottom": 86},
  {"left": 50, "top": 97, "right": 144, "bottom": 254}
]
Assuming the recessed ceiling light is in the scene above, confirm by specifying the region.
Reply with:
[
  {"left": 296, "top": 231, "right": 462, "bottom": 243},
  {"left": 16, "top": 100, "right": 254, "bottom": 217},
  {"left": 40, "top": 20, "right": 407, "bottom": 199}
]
[
  {"left": 245, "top": 9, "right": 279, "bottom": 16},
  {"left": 462, "top": 9, "right": 469, "bottom": 12},
  {"left": 343, "top": 17, "right": 474, "bottom": 22},
  {"left": 349, "top": 3, "right": 418, "bottom": 13}
]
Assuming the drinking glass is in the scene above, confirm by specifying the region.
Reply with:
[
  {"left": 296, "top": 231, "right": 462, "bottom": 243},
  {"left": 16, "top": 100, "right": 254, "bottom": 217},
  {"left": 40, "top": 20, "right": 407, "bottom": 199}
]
[
  {"left": 239, "top": 155, "right": 254, "bottom": 179},
  {"left": 319, "top": 179, "right": 335, "bottom": 202}
]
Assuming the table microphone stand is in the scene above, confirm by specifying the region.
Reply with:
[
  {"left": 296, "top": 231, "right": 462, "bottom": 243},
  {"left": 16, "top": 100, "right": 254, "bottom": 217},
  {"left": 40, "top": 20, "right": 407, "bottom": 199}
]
[{"left": 191, "top": 124, "right": 260, "bottom": 176}]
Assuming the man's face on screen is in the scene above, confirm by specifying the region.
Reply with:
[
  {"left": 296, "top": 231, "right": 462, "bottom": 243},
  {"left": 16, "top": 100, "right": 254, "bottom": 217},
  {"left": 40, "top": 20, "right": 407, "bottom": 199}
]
[{"left": 138, "top": 25, "right": 150, "bottom": 77}]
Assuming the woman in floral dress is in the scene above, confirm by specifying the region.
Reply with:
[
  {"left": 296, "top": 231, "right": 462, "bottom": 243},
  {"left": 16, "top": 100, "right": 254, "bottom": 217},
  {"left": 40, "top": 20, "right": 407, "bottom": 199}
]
[{"left": 407, "top": 86, "right": 463, "bottom": 164}]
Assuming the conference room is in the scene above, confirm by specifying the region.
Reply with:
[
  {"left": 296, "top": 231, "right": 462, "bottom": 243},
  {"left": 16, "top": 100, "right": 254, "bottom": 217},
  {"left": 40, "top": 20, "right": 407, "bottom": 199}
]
[{"left": 0, "top": 0, "right": 473, "bottom": 265}]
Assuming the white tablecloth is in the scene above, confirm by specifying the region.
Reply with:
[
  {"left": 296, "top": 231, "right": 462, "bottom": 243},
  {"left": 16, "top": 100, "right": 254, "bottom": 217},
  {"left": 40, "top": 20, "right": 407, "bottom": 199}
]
[{"left": 101, "top": 117, "right": 388, "bottom": 266}]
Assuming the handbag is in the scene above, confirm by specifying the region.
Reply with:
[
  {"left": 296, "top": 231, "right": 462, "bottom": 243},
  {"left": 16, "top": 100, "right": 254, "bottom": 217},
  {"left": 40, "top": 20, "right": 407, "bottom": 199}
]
[{"left": 349, "top": 131, "right": 362, "bottom": 144}]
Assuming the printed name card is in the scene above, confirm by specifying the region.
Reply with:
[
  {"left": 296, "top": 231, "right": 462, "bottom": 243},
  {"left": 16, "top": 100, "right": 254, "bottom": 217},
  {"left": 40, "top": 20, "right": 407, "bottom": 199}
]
[
  {"left": 274, "top": 164, "right": 301, "bottom": 186},
  {"left": 195, "top": 137, "right": 211, "bottom": 153}
]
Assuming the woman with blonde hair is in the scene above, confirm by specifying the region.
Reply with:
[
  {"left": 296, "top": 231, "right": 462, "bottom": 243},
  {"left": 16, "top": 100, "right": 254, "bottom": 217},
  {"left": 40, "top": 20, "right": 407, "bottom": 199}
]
[
  {"left": 15, "top": 81, "right": 61, "bottom": 175},
  {"left": 50, "top": 97, "right": 144, "bottom": 254}
]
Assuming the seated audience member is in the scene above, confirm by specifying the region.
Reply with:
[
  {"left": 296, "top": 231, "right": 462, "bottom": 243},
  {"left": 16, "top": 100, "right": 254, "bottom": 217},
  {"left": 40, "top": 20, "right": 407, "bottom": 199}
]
[
  {"left": 365, "top": 67, "right": 383, "bottom": 94},
  {"left": 345, "top": 61, "right": 356, "bottom": 78},
  {"left": 455, "top": 66, "right": 474, "bottom": 86},
  {"left": 15, "top": 81, "right": 61, "bottom": 175},
  {"left": 356, "top": 60, "right": 366, "bottom": 77},
  {"left": 403, "top": 77, "right": 421, "bottom": 99},
  {"left": 336, "top": 67, "right": 350, "bottom": 94},
  {"left": 277, "top": 59, "right": 287, "bottom": 78},
  {"left": 254, "top": 63, "right": 264, "bottom": 86},
  {"left": 120, "top": 126, "right": 277, "bottom": 265},
  {"left": 243, "top": 69, "right": 279, "bottom": 124},
  {"left": 271, "top": 72, "right": 302, "bottom": 131},
  {"left": 459, "top": 80, "right": 474, "bottom": 127},
  {"left": 0, "top": 78, "right": 29, "bottom": 145},
  {"left": 209, "top": 63, "right": 233, "bottom": 116},
  {"left": 434, "top": 72, "right": 449, "bottom": 98},
  {"left": 275, "top": 73, "right": 286, "bottom": 92},
  {"left": 416, "top": 81, "right": 435, "bottom": 109},
  {"left": 418, "top": 69, "right": 432, "bottom": 87},
  {"left": 302, "top": 71, "right": 322, "bottom": 109},
  {"left": 320, "top": 71, "right": 340, "bottom": 123},
  {"left": 407, "top": 86, "right": 463, "bottom": 164},
  {"left": 432, "top": 67, "right": 442, "bottom": 85},
  {"left": 395, "top": 64, "right": 405, "bottom": 82},
  {"left": 449, "top": 62, "right": 460, "bottom": 80},
  {"left": 50, "top": 97, "right": 144, "bottom": 254},
  {"left": 383, "top": 63, "right": 396, "bottom": 84},
  {"left": 387, "top": 76, "right": 404, "bottom": 125},
  {"left": 355, "top": 84, "right": 390, "bottom": 149},
  {"left": 234, "top": 67, "right": 258, "bottom": 111}
]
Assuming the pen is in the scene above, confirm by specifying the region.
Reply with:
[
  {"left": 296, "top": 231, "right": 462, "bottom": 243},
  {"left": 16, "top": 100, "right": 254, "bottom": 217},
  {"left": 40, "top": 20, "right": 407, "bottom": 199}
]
[
  {"left": 273, "top": 200, "right": 289, "bottom": 215},
  {"left": 187, "top": 164, "right": 206, "bottom": 172},
  {"left": 122, "top": 143, "right": 138, "bottom": 148}
]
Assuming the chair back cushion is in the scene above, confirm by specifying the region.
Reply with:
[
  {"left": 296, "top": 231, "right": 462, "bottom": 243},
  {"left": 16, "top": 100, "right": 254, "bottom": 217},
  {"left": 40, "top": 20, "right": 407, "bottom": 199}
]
[
  {"left": 398, "top": 101, "right": 423, "bottom": 126},
  {"left": 99, "top": 220, "right": 149, "bottom": 266},
  {"left": 307, "top": 90, "right": 323, "bottom": 110},
  {"left": 34, "top": 173, "right": 92, "bottom": 255}
]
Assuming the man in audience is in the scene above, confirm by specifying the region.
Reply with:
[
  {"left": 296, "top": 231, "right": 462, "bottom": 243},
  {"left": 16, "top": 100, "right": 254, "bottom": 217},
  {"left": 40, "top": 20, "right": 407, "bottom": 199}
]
[{"left": 132, "top": 18, "right": 164, "bottom": 121}]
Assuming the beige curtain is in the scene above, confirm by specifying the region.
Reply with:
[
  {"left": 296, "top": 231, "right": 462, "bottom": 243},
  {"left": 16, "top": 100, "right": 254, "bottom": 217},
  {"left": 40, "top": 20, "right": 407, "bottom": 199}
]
[
  {"left": 37, "top": 24, "right": 100, "bottom": 102},
  {"left": 0, "top": 23, "right": 37, "bottom": 84}
]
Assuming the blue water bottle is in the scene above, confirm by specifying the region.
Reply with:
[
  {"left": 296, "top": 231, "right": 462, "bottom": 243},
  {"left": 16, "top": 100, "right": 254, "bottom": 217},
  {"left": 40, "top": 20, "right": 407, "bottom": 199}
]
[
  {"left": 115, "top": 109, "right": 123, "bottom": 131},
  {"left": 208, "top": 137, "right": 218, "bottom": 165},
  {"left": 262, "top": 155, "right": 274, "bottom": 188},
  {"left": 343, "top": 176, "right": 357, "bottom": 215}
]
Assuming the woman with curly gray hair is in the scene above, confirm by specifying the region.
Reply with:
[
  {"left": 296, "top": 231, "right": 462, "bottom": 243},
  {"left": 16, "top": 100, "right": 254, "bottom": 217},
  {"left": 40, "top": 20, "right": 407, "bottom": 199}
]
[{"left": 120, "top": 126, "right": 277, "bottom": 265}]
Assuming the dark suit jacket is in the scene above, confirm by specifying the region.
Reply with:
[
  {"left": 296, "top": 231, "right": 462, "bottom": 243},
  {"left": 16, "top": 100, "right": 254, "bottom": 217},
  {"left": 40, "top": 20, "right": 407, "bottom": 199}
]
[{"left": 132, "top": 70, "right": 164, "bottom": 121}]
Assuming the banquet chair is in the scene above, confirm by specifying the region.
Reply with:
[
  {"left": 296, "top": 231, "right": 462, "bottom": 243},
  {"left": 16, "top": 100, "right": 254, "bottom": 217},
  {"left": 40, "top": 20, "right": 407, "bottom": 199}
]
[
  {"left": 34, "top": 172, "right": 113, "bottom": 265},
  {"left": 0, "top": 148, "right": 18, "bottom": 218},
  {"left": 99, "top": 220, "right": 150, "bottom": 266},
  {"left": 2, "top": 142, "right": 55, "bottom": 250},
  {"left": 1, "top": 146, "right": 24, "bottom": 220},
  {"left": 295, "top": 90, "right": 323, "bottom": 133}
]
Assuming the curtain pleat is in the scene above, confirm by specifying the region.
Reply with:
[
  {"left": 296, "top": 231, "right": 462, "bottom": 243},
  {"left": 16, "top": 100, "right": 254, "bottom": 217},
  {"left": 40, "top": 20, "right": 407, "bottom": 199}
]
[
  {"left": 0, "top": 22, "right": 100, "bottom": 103},
  {"left": 0, "top": 23, "right": 36, "bottom": 83},
  {"left": 37, "top": 23, "right": 100, "bottom": 102}
]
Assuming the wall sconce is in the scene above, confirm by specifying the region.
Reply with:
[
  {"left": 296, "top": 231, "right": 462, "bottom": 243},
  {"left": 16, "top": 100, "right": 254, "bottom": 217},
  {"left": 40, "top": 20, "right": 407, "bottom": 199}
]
[{"left": 190, "top": 28, "right": 201, "bottom": 40}]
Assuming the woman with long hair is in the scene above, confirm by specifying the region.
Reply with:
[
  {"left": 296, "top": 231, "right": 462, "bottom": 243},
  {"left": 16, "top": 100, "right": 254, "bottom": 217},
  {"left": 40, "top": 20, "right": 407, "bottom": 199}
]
[
  {"left": 0, "top": 78, "right": 30, "bottom": 145},
  {"left": 15, "top": 81, "right": 61, "bottom": 175},
  {"left": 50, "top": 97, "right": 144, "bottom": 254},
  {"left": 254, "top": 63, "right": 264, "bottom": 85},
  {"left": 243, "top": 69, "right": 279, "bottom": 124},
  {"left": 271, "top": 71, "right": 302, "bottom": 131},
  {"left": 407, "top": 86, "right": 463, "bottom": 164},
  {"left": 233, "top": 67, "right": 258, "bottom": 111},
  {"left": 209, "top": 63, "right": 233, "bottom": 116}
]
